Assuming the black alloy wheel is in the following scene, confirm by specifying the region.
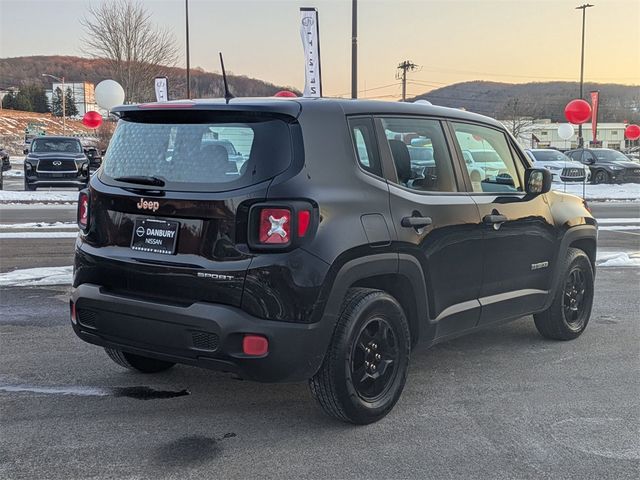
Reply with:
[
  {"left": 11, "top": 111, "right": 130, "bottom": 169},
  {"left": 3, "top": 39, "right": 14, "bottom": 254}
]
[
  {"left": 593, "top": 170, "right": 609, "bottom": 184},
  {"left": 350, "top": 317, "right": 400, "bottom": 402},
  {"left": 562, "top": 266, "right": 588, "bottom": 332}
]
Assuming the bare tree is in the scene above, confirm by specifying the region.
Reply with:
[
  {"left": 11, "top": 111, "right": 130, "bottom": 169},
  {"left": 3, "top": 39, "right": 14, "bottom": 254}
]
[
  {"left": 81, "top": 0, "right": 179, "bottom": 103},
  {"left": 498, "top": 98, "right": 535, "bottom": 144}
]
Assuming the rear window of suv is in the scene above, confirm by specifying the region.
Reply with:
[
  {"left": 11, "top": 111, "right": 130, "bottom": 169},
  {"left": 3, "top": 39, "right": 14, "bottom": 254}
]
[{"left": 101, "top": 112, "right": 295, "bottom": 192}]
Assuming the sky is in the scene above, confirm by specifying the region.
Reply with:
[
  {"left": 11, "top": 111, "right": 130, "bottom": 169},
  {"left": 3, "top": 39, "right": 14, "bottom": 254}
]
[{"left": 0, "top": 0, "right": 638, "bottom": 99}]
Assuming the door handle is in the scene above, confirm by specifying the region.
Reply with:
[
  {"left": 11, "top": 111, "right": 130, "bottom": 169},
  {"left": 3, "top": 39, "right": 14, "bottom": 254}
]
[
  {"left": 483, "top": 214, "right": 508, "bottom": 224},
  {"left": 401, "top": 216, "right": 432, "bottom": 228}
]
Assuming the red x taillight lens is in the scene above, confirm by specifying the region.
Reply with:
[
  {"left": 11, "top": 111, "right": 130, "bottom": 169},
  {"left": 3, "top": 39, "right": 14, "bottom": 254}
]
[
  {"left": 259, "top": 208, "right": 291, "bottom": 244},
  {"left": 78, "top": 191, "right": 89, "bottom": 230}
]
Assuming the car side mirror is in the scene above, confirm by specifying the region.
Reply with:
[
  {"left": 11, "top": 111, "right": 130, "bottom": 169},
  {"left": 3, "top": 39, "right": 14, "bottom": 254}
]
[
  {"left": 582, "top": 157, "right": 594, "bottom": 165},
  {"left": 23, "top": 149, "right": 29, "bottom": 155},
  {"left": 525, "top": 168, "right": 552, "bottom": 195}
]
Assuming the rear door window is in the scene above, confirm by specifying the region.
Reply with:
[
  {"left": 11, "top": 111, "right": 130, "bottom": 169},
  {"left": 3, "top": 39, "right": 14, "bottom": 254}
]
[
  {"left": 380, "top": 117, "right": 458, "bottom": 192},
  {"left": 101, "top": 113, "right": 296, "bottom": 192}
]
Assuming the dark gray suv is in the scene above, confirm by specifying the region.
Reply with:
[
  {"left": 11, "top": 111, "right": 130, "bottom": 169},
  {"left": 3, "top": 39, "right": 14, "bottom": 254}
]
[{"left": 71, "top": 98, "right": 597, "bottom": 424}]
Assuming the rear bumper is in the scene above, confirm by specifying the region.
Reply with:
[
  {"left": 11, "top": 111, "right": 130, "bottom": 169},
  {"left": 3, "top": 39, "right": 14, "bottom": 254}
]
[{"left": 71, "top": 283, "right": 336, "bottom": 382}]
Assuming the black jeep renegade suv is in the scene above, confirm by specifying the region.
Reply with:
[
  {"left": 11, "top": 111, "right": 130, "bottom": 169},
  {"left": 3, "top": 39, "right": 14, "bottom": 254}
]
[{"left": 71, "top": 98, "right": 597, "bottom": 424}]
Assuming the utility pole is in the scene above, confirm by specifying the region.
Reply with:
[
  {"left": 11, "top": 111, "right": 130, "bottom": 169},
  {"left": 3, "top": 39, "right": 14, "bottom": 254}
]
[
  {"left": 576, "top": 3, "right": 594, "bottom": 148},
  {"left": 396, "top": 60, "right": 418, "bottom": 102},
  {"left": 351, "top": 0, "right": 357, "bottom": 99},
  {"left": 185, "top": 0, "right": 191, "bottom": 99}
]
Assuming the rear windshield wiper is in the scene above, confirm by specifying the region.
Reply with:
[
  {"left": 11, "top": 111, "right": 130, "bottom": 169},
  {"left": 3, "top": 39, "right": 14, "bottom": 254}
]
[{"left": 113, "top": 176, "right": 165, "bottom": 187}]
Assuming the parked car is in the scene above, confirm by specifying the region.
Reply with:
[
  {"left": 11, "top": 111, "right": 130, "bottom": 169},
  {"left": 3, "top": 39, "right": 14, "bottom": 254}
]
[
  {"left": 0, "top": 147, "right": 11, "bottom": 190},
  {"left": 23, "top": 136, "right": 90, "bottom": 191},
  {"left": 462, "top": 149, "right": 511, "bottom": 184},
  {"left": 71, "top": 98, "right": 596, "bottom": 424},
  {"left": 525, "top": 148, "right": 590, "bottom": 183},
  {"left": 83, "top": 147, "right": 103, "bottom": 169},
  {"left": 566, "top": 148, "right": 640, "bottom": 184}
]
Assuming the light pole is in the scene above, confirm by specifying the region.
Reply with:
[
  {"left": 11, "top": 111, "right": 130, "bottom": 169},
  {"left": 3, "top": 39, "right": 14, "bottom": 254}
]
[
  {"left": 576, "top": 3, "right": 594, "bottom": 148},
  {"left": 185, "top": 0, "right": 191, "bottom": 99},
  {"left": 351, "top": 0, "right": 357, "bottom": 99},
  {"left": 42, "top": 73, "right": 65, "bottom": 134}
]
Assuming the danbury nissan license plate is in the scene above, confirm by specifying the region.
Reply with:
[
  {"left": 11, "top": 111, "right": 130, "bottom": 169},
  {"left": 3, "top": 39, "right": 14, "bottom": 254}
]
[{"left": 131, "top": 218, "right": 179, "bottom": 255}]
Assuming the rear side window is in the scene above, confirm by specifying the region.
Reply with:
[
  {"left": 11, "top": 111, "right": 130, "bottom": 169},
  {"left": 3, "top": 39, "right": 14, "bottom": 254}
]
[
  {"left": 101, "top": 114, "right": 295, "bottom": 192},
  {"left": 452, "top": 122, "right": 523, "bottom": 193},
  {"left": 349, "top": 118, "right": 382, "bottom": 177}
]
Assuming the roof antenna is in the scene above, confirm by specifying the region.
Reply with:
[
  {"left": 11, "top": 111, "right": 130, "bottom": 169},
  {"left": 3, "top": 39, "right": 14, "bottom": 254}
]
[{"left": 219, "top": 52, "right": 234, "bottom": 104}]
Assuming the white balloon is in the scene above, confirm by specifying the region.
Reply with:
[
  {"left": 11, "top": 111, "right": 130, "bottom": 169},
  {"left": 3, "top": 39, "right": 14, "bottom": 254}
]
[
  {"left": 414, "top": 99, "right": 432, "bottom": 105},
  {"left": 95, "top": 80, "right": 125, "bottom": 110},
  {"left": 557, "top": 123, "right": 575, "bottom": 140}
]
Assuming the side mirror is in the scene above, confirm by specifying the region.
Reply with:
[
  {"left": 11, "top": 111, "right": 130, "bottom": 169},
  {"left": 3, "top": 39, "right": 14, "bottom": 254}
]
[
  {"left": 525, "top": 168, "right": 552, "bottom": 195},
  {"left": 23, "top": 149, "right": 29, "bottom": 155},
  {"left": 582, "top": 157, "right": 595, "bottom": 165}
]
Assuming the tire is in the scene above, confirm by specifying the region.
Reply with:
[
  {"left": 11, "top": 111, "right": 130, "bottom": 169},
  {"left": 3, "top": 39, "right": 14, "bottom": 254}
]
[
  {"left": 534, "top": 247, "right": 594, "bottom": 341},
  {"left": 309, "top": 288, "right": 411, "bottom": 424},
  {"left": 104, "top": 348, "right": 175, "bottom": 373},
  {"left": 593, "top": 170, "right": 609, "bottom": 184}
]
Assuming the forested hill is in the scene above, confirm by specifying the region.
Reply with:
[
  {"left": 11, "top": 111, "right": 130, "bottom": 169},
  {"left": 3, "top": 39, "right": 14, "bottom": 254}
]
[
  {"left": 410, "top": 81, "right": 640, "bottom": 122},
  {"left": 0, "top": 55, "right": 299, "bottom": 100}
]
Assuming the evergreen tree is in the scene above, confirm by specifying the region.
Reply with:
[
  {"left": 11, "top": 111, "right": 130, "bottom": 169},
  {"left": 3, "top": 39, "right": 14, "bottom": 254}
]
[
  {"left": 24, "top": 85, "right": 50, "bottom": 113},
  {"left": 1, "top": 92, "right": 16, "bottom": 109},
  {"left": 52, "top": 87, "right": 63, "bottom": 117},
  {"left": 64, "top": 87, "right": 78, "bottom": 116},
  {"left": 12, "top": 91, "right": 32, "bottom": 111}
]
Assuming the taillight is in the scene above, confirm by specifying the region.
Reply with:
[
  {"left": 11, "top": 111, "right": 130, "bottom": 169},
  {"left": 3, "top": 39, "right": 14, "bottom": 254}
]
[
  {"left": 298, "top": 210, "right": 311, "bottom": 237},
  {"left": 248, "top": 201, "right": 316, "bottom": 251},
  {"left": 78, "top": 191, "right": 89, "bottom": 230},
  {"left": 259, "top": 208, "right": 291, "bottom": 244}
]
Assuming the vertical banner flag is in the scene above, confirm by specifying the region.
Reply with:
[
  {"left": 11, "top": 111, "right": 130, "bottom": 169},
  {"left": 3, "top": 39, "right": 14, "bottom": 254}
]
[
  {"left": 590, "top": 91, "right": 599, "bottom": 143},
  {"left": 300, "top": 8, "right": 322, "bottom": 97},
  {"left": 154, "top": 77, "right": 169, "bottom": 102}
]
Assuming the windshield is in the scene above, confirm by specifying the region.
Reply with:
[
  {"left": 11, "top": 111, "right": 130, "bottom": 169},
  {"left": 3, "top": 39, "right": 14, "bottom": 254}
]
[
  {"left": 594, "top": 150, "right": 631, "bottom": 162},
  {"left": 32, "top": 138, "right": 82, "bottom": 153},
  {"left": 101, "top": 116, "right": 294, "bottom": 192},
  {"left": 531, "top": 150, "right": 571, "bottom": 162}
]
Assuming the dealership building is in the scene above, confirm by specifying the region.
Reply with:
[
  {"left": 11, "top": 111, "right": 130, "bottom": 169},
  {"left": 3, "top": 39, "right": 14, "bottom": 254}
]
[{"left": 508, "top": 119, "right": 633, "bottom": 150}]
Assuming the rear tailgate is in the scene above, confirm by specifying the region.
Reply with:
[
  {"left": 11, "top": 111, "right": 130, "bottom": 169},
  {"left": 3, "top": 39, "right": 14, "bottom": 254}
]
[{"left": 75, "top": 105, "right": 302, "bottom": 308}]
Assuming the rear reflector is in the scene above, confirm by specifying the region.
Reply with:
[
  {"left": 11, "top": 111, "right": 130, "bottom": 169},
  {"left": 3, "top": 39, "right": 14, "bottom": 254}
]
[
  {"left": 298, "top": 210, "right": 311, "bottom": 237},
  {"left": 259, "top": 208, "right": 291, "bottom": 244},
  {"left": 242, "top": 335, "right": 269, "bottom": 356}
]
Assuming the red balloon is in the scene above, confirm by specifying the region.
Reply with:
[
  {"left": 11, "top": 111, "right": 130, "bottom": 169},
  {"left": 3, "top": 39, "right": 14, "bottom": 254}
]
[
  {"left": 564, "top": 99, "right": 592, "bottom": 124},
  {"left": 624, "top": 124, "right": 640, "bottom": 141},
  {"left": 82, "top": 111, "right": 103, "bottom": 129},
  {"left": 274, "top": 90, "right": 297, "bottom": 98}
]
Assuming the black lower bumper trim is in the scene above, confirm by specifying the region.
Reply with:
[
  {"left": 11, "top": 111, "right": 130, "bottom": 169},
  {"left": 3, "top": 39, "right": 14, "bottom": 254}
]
[{"left": 71, "top": 284, "right": 336, "bottom": 382}]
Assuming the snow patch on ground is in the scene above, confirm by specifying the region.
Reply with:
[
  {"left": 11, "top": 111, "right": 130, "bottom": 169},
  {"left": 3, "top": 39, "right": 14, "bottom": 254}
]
[
  {"left": 0, "top": 222, "right": 77, "bottom": 229},
  {"left": 0, "top": 231, "right": 78, "bottom": 239},
  {"left": 0, "top": 266, "right": 73, "bottom": 287},
  {"left": 0, "top": 190, "right": 78, "bottom": 203},
  {"left": 596, "top": 218, "right": 640, "bottom": 224},
  {"left": 599, "top": 226, "right": 640, "bottom": 231},
  {"left": 3, "top": 169, "right": 23, "bottom": 177},
  {"left": 596, "top": 251, "right": 640, "bottom": 267},
  {"left": 552, "top": 183, "right": 640, "bottom": 200}
]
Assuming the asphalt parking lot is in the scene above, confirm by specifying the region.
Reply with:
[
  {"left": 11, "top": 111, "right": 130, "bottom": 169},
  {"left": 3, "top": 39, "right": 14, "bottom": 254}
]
[{"left": 1, "top": 201, "right": 639, "bottom": 479}]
